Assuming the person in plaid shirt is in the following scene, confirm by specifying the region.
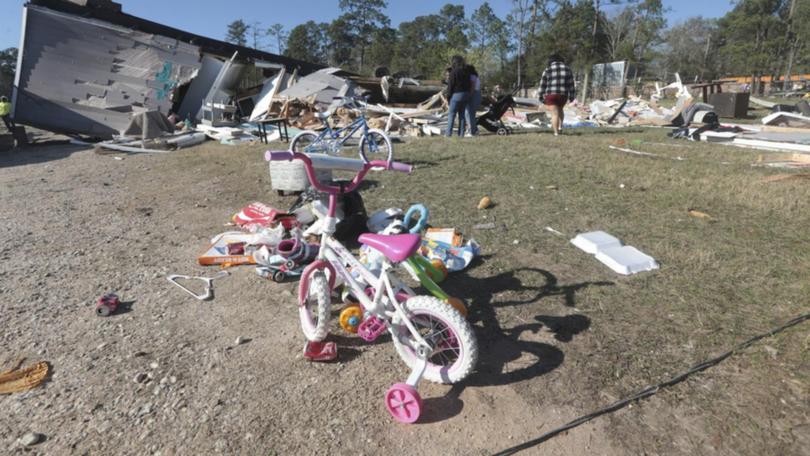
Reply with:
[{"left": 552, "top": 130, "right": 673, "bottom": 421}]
[{"left": 539, "top": 54, "right": 576, "bottom": 136}]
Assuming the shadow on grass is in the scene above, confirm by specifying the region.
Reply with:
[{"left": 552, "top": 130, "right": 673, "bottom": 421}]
[
  {"left": 406, "top": 154, "right": 461, "bottom": 170},
  {"left": 440, "top": 264, "right": 612, "bottom": 388},
  {"left": 557, "top": 128, "right": 648, "bottom": 136},
  {"left": 482, "top": 127, "right": 647, "bottom": 137}
]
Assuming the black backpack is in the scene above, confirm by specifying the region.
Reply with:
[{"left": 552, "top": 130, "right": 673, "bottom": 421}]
[{"left": 289, "top": 182, "right": 368, "bottom": 247}]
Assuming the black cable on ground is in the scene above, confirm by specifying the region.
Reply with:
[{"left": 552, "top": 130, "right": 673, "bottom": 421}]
[{"left": 493, "top": 312, "right": 810, "bottom": 456}]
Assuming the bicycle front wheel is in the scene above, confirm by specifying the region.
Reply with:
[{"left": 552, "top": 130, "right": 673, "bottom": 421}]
[
  {"left": 299, "top": 272, "right": 331, "bottom": 341},
  {"left": 359, "top": 128, "right": 393, "bottom": 163},
  {"left": 391, "top": 296, "right": 477, "bottom": 384}
]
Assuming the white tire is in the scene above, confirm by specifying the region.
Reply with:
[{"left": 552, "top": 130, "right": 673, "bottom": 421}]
[
  {"left": 299, "top": 272, "right": 331, "bottom": 341},
  {"left": 391, "top": 296, "right": 477, "bottom": 384},
  {"left": 359, "top": 128, "right": 393, "bottom": 163}
]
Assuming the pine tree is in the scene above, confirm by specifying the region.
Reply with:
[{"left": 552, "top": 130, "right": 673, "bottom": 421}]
[{"left": 225, "top": 20, "right": 249, "bottom": 47}]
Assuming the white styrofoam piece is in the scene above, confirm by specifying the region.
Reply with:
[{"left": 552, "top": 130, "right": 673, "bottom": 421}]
[
  {"left": 732, "top": 138, "right": 810, "bottom": 154},
  {"left": 700, "top": 131, "right": 738, "bottom": 142},
  {"left": 570, "top": 231, "right": 622, "bottom": 255},
  {"left": 762, "top": 111, "right": 810, "bottom": 125},
  {"left": 594, "top": 246, "right": 659, "bottom": 275}
]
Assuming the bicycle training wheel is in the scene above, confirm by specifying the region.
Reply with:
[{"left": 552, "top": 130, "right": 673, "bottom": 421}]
[
  {"left": 299, "top": 272, "right": 331, "bottom": 341},
  {"left": 289, "top": 130, "right": 323, "bottom": 154},
  {"left": 391, "top": 296, "right": 478, "bottom": 384},
  {"left": 359, "top": 128, "right": 393, "bottom": 164}
]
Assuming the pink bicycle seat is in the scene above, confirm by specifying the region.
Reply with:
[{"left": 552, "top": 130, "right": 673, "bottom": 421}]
[{"left": 358, "top": 233, "right": 420, "bottom": 263}]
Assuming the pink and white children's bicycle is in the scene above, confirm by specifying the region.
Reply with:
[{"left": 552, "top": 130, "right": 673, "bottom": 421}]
[{"left": 264, "top": 151, "right": 478, "bottom": 423}]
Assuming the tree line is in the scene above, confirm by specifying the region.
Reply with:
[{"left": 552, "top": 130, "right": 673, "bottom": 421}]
[{"left": 226, "top": 0, "right": 809, "bottom": 95}]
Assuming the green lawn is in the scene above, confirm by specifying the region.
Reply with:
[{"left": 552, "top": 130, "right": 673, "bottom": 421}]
[
  {"left": 320, "top": 128, "right": 810, "bottom": 454},
  {"left": 179, "top": 127, "right": 808, "bottom": 453}
]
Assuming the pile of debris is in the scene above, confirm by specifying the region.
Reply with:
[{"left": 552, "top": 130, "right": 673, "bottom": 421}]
[
  {"left": 587, "top": 97, "right": 676, "bottom": 127},
  {"left": 669, "top": 95, "right": 810, "bottom": 156}
]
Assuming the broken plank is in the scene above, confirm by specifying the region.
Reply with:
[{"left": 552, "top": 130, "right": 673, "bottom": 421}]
[
  {"left": 761, "top": 173, "right": 810, "bottom": 183},
  {"left": 760, "top": 125, "right": 810, "bottom": 135},
  {"left": 749, "top": 96, "right": 776, "bottom": 109},
  {"left": 732, "top": 138, "right": 810, "bottom": 154},
  {"left": 608, "top": 145, "right": 659, "bottom": 158}
]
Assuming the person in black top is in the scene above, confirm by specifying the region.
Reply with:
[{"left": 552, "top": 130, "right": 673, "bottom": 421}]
[
  {"left": 445, "top": 55, "right": 470, "bottom": 137},
  {"left": 465, "top": 65, "right": 481, "bottom": 136}
]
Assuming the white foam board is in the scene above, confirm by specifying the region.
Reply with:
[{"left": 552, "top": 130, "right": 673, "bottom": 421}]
[
  {"left": 595, "top": 246, "right": 659, "bottom": 275},
  {"left": 570, "top": 231, "right": 622, "bottom": 255}
]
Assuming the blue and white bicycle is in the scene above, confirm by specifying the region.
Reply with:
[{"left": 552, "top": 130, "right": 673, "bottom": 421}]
[{"left": 289, "top": 96, "right": 393, "bottom": 163}]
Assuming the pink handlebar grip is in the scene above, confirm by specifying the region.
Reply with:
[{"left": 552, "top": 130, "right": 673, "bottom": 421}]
[
  {"left": 389, "top": 161, "right": 413, "bottom": 174},
  {"left": 264, "top": 150, "right": 294, "bottom": 162}
]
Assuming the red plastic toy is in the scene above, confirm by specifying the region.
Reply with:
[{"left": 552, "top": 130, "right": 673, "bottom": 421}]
[
  {"left": 303, "top": 341, "right": 337, "bottom": 362},
  {"left": 233, "top": 202, "right": 299, "bottom": 230},
  {"left": 96, "top": 293, "right": 120, "bottom": 316}
]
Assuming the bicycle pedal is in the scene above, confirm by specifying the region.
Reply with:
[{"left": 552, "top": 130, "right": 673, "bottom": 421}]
[{"left": 357, "top": 315, "right": 387, "bottom": 342}]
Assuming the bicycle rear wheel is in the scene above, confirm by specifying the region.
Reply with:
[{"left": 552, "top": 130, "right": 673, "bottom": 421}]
[
  {"left": 391, "top": 296, "right": 477, "bottom": 384},
  {"left": 359, "top": 128, "right": 393, "bottom": 163}
]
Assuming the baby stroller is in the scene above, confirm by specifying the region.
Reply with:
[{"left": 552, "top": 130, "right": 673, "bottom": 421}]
[{"left": 477, "top": 94, "right": 516, "bottom": 135}]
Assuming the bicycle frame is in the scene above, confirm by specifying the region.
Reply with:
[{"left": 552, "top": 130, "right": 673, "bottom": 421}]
[
  {"left": 265, "top": 151, "right": 430, "bottom": 362},
  {"left": 307, "top": 110, "right": 370, "bottom": 152},
  {"left": 318, "top": 233, "right": 431, "bottom": 385},
  {"left": 321, "top": 236, "right": 409, "bottom": 315}
]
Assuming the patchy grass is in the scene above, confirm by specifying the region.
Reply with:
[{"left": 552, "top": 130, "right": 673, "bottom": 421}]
[
  {"left": 280, "top": 128, "right": 809, "bottom": 454},
  {"left": 107, "top": 128, "right": 808, "bottom": 454}
]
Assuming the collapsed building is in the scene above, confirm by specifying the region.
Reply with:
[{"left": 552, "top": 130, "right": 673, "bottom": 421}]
[
  {"left": 11, "top": 0, "right": 324, "bottom": 138},
  {"left": 10, "top": 0, "right": 447, "bottom": 140}
]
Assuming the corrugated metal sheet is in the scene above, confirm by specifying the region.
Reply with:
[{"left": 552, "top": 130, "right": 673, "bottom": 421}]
[{"left": 14, "top": 5, "right": 201, "bottom": 137}]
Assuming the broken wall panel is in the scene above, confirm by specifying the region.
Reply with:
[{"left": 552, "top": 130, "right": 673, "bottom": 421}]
[
  {"left": 276, "top": 68, "right": 356, "bottom": 107},
  {"left": 14, "top": 5, "right": 201, "bottom": 137},
  {"left": 177, "top": 55, "right": 224, "bottom": 120},
  {"left": 30, "top": 0, "right": 324, "bottom": 75}
]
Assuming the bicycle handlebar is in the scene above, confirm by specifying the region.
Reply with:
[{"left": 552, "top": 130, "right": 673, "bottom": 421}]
[{"left": 264, "top": 151, "right": 411, "bottom": 195}]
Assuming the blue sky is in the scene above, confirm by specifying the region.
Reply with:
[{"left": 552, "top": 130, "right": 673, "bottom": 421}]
[{"left": 0, "top": 0, "right": 736, "bottom": 51}]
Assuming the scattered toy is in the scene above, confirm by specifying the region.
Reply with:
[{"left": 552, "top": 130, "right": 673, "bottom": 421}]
[
  {"left": 303, "top": 341, "right": 338, "bottom": 362},
  {"left": 276, "top": 238, "right": 319, "bottom": 266},
  {"left": 687, "top": 209, "right": 713, "bottom": 220},
  {"left": 167, "top": 270, "right": 230, "bottom": 300},
  {"left": 233, "top": 202, "right": 300, "bottom": 231},
  {"left": 95, "top": 293, "right": 120, "bottom": 316},
  {"left": 421, "top": 238, "right": 480, "bottom": 272},
  {"left": 478, "top": 196, "right": 493, "bottom": 209},
  {"left": 403, "top": 204, "right": 429, "bottom": 233},
  {"left": 198, "top": 231, "right": 269, "bottom": 266},
  {"left": 424, "top": 228, "right": 463, "bottom": 247}
]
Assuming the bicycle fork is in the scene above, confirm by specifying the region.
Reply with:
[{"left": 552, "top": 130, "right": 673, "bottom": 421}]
[{"left": 381, "top": 264, "right": 431, "bottom": 388}]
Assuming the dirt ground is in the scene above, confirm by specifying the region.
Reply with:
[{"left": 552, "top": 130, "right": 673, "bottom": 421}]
[{"left": 1, "top": 130, "right": 808, "bottom": 455}]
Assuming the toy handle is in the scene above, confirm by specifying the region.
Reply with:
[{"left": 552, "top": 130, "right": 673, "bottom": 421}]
[{"left": 388, "top": 161, "right": 413, "bottom": 174}]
